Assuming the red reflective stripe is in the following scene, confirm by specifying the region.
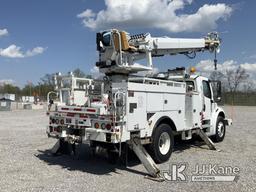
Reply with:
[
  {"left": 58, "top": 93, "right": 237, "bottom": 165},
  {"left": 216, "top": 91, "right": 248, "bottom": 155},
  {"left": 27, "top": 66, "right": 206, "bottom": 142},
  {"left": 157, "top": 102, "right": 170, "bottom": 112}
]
[
  {"left": 74, "top": 108, "right": 82, "bottom": 111},
  {"left": 87, "top": 108, "right": 96, "bottom": 112},
  {"left": 61, "top": 108, "right": 69, "bottom": 110},
  {"left": 67, "top": 113, "right": 75, "bottom": 117},
  {"left": 80, "top": 114, "right": 88, "bottom": 118}
]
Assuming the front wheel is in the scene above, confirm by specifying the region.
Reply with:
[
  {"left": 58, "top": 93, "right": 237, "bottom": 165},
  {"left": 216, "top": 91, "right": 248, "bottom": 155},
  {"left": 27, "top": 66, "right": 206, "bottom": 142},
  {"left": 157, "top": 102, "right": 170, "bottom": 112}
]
[
  {"left": 148, "top": 124, "right": 174, "bottom": 163},
  {"left": 213, "top": 116, "right": 226, "bottom": 142}
]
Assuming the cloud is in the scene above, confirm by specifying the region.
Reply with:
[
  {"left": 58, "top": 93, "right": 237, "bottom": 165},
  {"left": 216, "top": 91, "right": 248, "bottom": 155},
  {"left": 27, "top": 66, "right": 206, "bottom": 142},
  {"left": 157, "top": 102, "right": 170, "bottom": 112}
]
[
  {"left": 0, "top": 28, "right": 8, "bottom": 37},
  {"left": 77, "top": 0, "right": 232, "bottom": 32},
  {"left": 248, "top": 54, "right": 256, "bottom": 60},
  {"left": 90, "top": 66, "right": 102, "bottom": 79},
  {"left": 90, "top": 66, "right": 99, "bottom": 73},
  {"left": 25, "top": 47, "right": 45, "bottom": 57},
  {"left": 195, "top": 59, "right": 256, "bottom": 79},
  {"left": 0, "top": 45, "right": 24, "bottom": 58},
  {"left": 0, "top": 79, "right": 15, "bottom": 85},
  {"left": 240, "top": 63, "right": 256, "bottom": 75},
  {"left": 0, "top": 44, "right": 46, "bottom": 58}
]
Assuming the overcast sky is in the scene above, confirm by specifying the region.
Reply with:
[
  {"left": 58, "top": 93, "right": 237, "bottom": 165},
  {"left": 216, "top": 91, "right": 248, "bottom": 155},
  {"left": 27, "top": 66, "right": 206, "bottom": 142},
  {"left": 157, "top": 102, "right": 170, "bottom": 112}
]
[{"left": 0, "top": 0, "right": 255, "bottom": 86}]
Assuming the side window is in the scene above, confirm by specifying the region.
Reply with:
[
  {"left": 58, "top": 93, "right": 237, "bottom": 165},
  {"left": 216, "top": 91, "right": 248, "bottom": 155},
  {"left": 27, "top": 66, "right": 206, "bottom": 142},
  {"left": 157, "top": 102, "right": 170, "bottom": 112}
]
[{"left": 202, "top": 80, "right": 212, "bottom": 99}]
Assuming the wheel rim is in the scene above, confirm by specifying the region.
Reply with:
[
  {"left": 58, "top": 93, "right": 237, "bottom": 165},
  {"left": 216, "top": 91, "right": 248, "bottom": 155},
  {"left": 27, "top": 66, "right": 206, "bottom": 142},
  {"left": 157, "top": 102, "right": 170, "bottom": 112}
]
[
  {"left": 217, "top": 121, "right": 224, "bottom": 138},
  {"left": 158, "top": 132, "right": 171, "bottom": 155}
]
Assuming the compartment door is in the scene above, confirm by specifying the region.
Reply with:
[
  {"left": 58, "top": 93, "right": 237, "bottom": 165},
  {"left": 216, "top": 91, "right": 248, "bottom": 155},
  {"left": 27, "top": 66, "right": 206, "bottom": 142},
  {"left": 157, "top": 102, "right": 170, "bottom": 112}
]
[{"left": 126, "top": 92, "right": 147, "bottom": 131}]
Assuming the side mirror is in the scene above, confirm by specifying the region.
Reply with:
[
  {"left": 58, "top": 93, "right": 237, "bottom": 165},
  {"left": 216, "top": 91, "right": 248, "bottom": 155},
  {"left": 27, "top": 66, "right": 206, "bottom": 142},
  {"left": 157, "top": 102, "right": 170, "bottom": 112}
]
[
  {"left": 210, "top": 80, "right": 222, "bottom": 102},
  {"left": 216, "top": 81, "right": 222, "bottom": 102}
]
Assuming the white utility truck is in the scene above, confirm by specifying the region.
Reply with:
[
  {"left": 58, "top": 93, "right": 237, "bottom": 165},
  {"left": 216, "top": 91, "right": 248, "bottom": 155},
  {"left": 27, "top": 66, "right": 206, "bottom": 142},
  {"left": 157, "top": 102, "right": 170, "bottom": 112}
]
[{"left": 47, "top": 29, "right": 232, "bottom": 178}]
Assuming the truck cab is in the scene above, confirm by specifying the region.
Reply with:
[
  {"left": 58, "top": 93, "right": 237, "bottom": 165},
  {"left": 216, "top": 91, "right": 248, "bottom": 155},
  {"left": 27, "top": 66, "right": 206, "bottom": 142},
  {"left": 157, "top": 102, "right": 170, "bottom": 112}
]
[{"left": 167, "top": 72, "right": 231, "bottom": 141}]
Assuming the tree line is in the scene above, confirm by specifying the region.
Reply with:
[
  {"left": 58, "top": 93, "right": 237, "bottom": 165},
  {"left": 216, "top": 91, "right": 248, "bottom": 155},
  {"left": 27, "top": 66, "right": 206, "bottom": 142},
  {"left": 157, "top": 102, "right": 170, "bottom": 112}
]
[
  {"left": 209, "top": 66, "right": 255, "bottom": 105},
  {"left": 0, "top": 67, "right": 255, "bottom": 105}
]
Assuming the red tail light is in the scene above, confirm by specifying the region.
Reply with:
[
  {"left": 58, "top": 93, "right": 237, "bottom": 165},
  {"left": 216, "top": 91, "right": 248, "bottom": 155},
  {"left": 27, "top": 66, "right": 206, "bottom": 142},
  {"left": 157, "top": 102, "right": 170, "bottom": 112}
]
[
  {"left": 94, "top": 122, "right": 100, "bottom": 129},
  {"left": 60, "top": 119, "right": 64, "bottom": 125},
  {"left": 56, "top": 126, "right": 61, "bottom": 132},
  {"left": 106, "top": 124, "right": 111, "bottom": 130}
]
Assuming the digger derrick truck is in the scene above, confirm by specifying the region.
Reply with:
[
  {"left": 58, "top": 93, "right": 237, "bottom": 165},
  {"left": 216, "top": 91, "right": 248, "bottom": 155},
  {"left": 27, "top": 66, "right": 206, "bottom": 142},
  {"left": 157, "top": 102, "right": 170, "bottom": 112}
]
[{"left": 47, "top": 29, "right": 232, "bottom": 178}]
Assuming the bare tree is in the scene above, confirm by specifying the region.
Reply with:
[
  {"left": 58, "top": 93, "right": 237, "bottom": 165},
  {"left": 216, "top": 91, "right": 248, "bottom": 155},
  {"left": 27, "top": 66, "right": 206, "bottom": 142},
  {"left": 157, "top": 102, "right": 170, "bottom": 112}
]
[
  {"left": 73, "top": 68, "right": 86, "bottom": 78},
  {"left": 226, "top": 66, "right": 249, "bottom": 93},
  {"left": 209, "top": 71, "right": 225, "bottom": 81},
  {"left": 225, "top": 66, "right": 249, "bottom": 103},
  {"left": 243, "top": 80, "right": 255, "bottom": 94}
]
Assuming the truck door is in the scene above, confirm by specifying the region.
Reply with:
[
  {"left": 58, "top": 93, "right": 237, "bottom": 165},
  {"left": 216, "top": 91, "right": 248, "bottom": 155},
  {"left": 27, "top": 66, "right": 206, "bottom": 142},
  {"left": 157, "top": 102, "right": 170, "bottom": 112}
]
[{"left": 202, "top": 80, "right": 213, "bottom": 120}]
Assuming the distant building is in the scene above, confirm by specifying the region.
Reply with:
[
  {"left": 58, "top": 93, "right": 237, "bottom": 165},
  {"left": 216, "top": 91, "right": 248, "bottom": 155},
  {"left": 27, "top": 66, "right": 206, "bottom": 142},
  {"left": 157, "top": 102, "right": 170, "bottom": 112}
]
[
  {"left": 0, "top": 98, "right": 13, "bottom": 111},
  {"left": 21, "top": 96, "right": 35, "bottom": 103},
  {"left": 0, "top": 93, "right": 15, "bottom": 101}
]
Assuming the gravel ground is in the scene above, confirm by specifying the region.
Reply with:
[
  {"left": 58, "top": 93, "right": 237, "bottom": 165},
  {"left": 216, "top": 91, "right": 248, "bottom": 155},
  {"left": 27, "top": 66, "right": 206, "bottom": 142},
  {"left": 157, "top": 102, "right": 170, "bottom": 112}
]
[{"left": 0, "top": 106, "right": 255, "bottom": 192}]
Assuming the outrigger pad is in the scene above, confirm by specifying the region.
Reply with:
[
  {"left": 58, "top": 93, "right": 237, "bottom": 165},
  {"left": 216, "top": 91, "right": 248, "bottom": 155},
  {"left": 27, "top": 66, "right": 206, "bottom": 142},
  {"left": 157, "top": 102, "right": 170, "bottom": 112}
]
[
  {"left": 51, "top": 140, "right": 60, "bottom": 154},
  {"left": 129, "top": 136, "right": 162, "bottom": 179},
  {"left": 196, "top": 128, "right": 217, "bottom": 150}
]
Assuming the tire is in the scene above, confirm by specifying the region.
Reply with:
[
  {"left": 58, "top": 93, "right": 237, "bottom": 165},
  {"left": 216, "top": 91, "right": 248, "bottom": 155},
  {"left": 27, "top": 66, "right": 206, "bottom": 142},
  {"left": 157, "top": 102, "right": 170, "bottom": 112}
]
[
  {"left": 57, "top": 138, "right": 71, "bottom": 155},
  {"left": 213, "top": 116, "right": 226, "bottom": 142},
  {"left": 148, "top": 123, "right": 174, "bottom": 163},
  {"left": 107, "top": 150, "right": 118, "bottom": 164}
]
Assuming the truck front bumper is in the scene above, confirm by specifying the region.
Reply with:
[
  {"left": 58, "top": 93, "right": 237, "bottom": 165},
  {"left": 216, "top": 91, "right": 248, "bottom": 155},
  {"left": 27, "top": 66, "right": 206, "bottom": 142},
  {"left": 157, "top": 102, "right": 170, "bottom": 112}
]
[{"left": 224, "top": 118, "right": 232, "bottom": 126}]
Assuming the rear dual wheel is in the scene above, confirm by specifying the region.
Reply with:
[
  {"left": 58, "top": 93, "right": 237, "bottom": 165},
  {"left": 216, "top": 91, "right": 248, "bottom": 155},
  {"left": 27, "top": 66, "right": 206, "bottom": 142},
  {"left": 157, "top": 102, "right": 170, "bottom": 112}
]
[{"left": 56, "top": 138, "right": 71, "bottom": 155}]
